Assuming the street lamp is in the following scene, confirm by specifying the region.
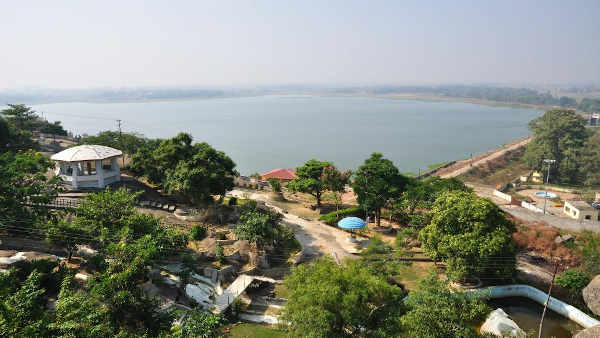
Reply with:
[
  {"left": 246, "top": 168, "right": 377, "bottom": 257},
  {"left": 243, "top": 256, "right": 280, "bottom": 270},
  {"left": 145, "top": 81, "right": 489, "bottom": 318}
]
[{"left": 542, "top": 159, "right": 556, "bottom": 215}]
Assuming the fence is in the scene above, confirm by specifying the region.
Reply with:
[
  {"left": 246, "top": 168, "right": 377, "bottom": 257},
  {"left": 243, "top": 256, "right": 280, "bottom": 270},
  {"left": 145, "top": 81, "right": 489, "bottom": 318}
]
[
  {"left": 492, "top": 190, "right": 512, "bottom": 203},
  {"left": 24, "top": 197, "right": 80, "bottom": 210},
  {"left": 521, "top": 201, "right": 544, "bottom": 213}
]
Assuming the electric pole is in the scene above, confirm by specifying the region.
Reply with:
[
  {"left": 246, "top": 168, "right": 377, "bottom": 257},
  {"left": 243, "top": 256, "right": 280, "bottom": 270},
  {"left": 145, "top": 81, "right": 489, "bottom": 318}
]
[
  {"left": 116, "top": 119, "right": 124, "bottom": 166},
  {"left": 542, "top": 159, "right": 556, "bottom": 215},
  {"left": 538, "top": 261, "right": 559, "bottom": 338}
]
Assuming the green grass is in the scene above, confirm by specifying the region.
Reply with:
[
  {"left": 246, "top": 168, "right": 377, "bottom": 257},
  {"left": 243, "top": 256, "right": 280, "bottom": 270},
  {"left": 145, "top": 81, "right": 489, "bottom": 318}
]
[
  {"left": 223, "top": 323, "right": 286, "bottom": 338},
  {"left": 394, "top": 262, "right": 438, "bottom": 291}
]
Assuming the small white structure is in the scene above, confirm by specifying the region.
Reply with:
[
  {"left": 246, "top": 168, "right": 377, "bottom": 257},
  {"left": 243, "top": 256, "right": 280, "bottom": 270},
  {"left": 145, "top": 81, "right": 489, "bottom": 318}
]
[
  {"left": 51, "top": 145, "right": 122, "bottom": 189},
  {"left": 563, "top": 200, "right": 600, "bottom": 222}
]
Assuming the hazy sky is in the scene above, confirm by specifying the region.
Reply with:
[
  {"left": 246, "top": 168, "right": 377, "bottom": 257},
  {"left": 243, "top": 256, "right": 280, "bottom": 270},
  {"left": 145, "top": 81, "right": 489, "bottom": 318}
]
[{"left": 1, "top": 1, "right": 598, "bottom": 89}]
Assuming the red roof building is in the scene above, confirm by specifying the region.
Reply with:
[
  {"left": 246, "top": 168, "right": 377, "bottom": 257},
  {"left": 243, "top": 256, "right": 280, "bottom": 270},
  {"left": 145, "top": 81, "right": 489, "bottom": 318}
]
[{"left": 260, "top": 168, "right": 297, "bottom": 182}]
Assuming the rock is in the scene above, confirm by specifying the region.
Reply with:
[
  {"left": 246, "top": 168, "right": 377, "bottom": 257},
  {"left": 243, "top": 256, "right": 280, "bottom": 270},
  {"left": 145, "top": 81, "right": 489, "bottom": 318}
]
[
  {"left": 574, "top": 325, "right": 600, "bottom": 338},
  {"left": 162, "top": 204, "right": 170, "bottom": 211},
  {"left": 168, "top": 205, "right": 176, "bottom": 212},
  {"left": 583, "top": 276, "right": 600, "bottom": 316},
  {"left": 204, "top": 267, "right": 219, "bottom": 283},
  {"left": 218, "top": 265, "right": 235, "bottom": 282},
  {"left": 480, "top": 308, "right": 526, "bottom": 338},
  {"left": 554, "top": 234, "right": 574, "bottom": 245},
  {"left": 74, "top": 273, "right": 90, "bottom": 281},
  {"left": 76, "top": 245, "right": 98, "bottom": 258},
  {"left": 185, "top": 284, "right": 211, "bottom": 306}
]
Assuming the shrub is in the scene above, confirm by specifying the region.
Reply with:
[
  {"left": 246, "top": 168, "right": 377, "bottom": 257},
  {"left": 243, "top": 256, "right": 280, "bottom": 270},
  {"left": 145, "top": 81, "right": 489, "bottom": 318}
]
[
  {"left": 556, "top": 269, "right": 590, "bottom": 294},
  {"left": 268, "top": 178, "right": 281, "bottom": 192},
  {"left": 395, "top": 228, "right": 418, "bottom": 248},
  {"left": 173, "top": 310, "right": 225, "bottom": 338},
  {"left": 190, "top": 224, "right": 207, "bottom": 241},
  {"left": 215, "top": 245, "right": 225, "bottom": 264},
  {"left": 319, "top": 206, "right": 365, "bottom": 226}
]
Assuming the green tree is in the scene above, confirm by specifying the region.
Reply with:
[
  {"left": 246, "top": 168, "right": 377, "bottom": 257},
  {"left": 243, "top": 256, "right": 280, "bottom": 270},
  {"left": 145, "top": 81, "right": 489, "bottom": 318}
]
[
  {"left": 419, "top": 191, "right": 516, "bottom": 281},
  {"left": 287, "top": 159, "right": 332, "bottom": 208},
  {"left": 46, "top": 220, "right": 90, "bottom": 262},
  {"left": 268, "top": 178, "right": 282, "bottom": 192},
  {"left": 322, "top": 165, "right": 351, "bottom": 213},
  {"left": 172, "top": 310, "right": 225, "bottom": 338},
  {"left": 352, "top": 153, "right": 409, "bottom": 226},
  {"left": 0, "top": 150, "right": 62, "bottom": 230},
  {"left": 78, "top": 130, "right": 147, "bottom": 155},
  {"left": 523, "top": 109, "right": 589, "bottom": 184},
  {"left": 164, "top": 141, "right": 238, "bottom": 204},
  {"left": 233, "top": 208, "right": 285, "bottom": 248},
  {"left": 1, "top": 104, "right": 39, "bottom": 131},
  {"left": 73, "top": 187, "right": 138, "bottom": 238},
  {"left": 280, "top": 257, "right": 405, "bottom": 337},
  {"left": 401, "top": 273, "right": 490, "bottom": 338},
  {"left": 579, "top": 130, "right": 600, "bottom": 186}
]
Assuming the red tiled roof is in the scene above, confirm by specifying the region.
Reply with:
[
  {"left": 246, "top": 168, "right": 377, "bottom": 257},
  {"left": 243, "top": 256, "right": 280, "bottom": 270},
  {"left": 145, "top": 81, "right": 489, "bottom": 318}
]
[{"left": 260, "top": 168, "right": 297, "bottom": 180}]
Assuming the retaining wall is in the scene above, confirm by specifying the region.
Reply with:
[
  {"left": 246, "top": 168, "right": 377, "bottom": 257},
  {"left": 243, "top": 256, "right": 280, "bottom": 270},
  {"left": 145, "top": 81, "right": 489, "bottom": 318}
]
[
  {"left": 521, "top": 201, "right": 543, "bottom": 213},
  {"left": 493, "top": 190, "right": 513, "bottom": 203}
]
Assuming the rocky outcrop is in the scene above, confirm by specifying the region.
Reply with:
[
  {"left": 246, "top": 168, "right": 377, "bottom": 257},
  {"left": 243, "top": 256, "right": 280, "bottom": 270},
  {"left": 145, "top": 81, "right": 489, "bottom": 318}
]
[
  {"left": 480, "top": 308, "right": 526, "bottom": 338},
  {"left": 574, "top": 325, "right": 600, "bottom": 338},
  {"left": 583, "top": 276, "right": 600, "bottom": 316}
]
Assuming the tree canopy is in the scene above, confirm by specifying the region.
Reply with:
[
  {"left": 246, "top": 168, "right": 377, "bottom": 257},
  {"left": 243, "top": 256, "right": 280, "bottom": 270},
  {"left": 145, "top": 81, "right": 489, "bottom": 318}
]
[
  {"left": 579, "top": 130, "right": 600, "bottom": 186},
  {"left": 280, "top": 257, "right": 406, "bottom": 337},
  {"left": 524, "top": 109, "right": 589, "bottom": 184},
  {"left": 419, "top": 191, "right": 516, "bottom": 281},
  {"left": 286, "top": 159, "right": 332, "bottom": 207},
  {"left": 78, "top": 130, "right": 147, "bottom": 155},
  {"left": 352, "top": 153, "right": 409, "bottom": 226}
]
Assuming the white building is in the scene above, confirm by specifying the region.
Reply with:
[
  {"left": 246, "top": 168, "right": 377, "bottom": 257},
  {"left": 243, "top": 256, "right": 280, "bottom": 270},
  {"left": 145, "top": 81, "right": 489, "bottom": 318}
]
[
  {"left": 563, "top": 200, "right": 600, "bottom": 222},
  {"left": 51, "top": 145, "right": 122, "bottom": 189}
]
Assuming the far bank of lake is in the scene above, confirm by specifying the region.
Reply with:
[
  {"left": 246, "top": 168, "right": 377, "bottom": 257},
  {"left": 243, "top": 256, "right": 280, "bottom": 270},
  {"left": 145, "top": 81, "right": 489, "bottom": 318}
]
[{"left": 32, "top": 95, "right": 541, "bottom": 174}]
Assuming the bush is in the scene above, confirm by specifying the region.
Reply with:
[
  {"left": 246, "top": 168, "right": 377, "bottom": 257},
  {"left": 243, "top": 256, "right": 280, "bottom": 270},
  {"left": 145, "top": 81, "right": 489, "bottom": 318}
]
[
  {"left": 268, "top": 178, "right": 282, "bottom": 192},
  {"left": 190, "top": 224, "right": 207, "bottom": 241},
  {"left": 215, "top": 245, "right": 225, "bottom": 264},
  {"left": 555, "top": 269, "right": 590, "bottom": 293},
  {"left": 395, "top": 228, "right": 418, "bottom": 248},
  {"left": 319, "top": 206, "right": 365, "bottom": 226},
  {"left": 173, "top": 310, "right": 225, "bottom": 338}
]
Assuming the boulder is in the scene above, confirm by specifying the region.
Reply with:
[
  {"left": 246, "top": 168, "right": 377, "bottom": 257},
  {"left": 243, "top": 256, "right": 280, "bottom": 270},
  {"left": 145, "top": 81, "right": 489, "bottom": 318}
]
[
  {"left": 583, "top": 275, "right": 600, "bottom": 316},
  {"left": 574, "top": 325, "right": 600, "bottom": 338},
  {"left": 480, "top": 308, "right": 526, "bottom": 338}
]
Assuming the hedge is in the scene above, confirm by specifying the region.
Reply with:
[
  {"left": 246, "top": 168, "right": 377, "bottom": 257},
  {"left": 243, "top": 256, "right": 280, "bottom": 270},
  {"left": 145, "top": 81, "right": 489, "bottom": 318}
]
[{"left": 319, "top": 206, "right": 365, "bottom": 226}]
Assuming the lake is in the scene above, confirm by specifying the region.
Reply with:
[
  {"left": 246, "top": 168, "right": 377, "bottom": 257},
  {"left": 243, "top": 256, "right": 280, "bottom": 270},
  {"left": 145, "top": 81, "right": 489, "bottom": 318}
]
[{"left": 32, "top": 96, "right": 541, "bottom": 174}]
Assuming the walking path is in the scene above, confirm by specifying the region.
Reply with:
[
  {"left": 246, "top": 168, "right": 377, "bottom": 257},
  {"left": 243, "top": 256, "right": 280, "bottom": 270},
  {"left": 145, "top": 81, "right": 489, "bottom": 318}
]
[
  {"left": 228, "top": 190, "right": 360, "bottom": 260},
  {"left": 213, "top": 274, "right": 282, "bottom": 314},
  {"left": 439, "top": 137, "right": 532, "bottom": 178}
]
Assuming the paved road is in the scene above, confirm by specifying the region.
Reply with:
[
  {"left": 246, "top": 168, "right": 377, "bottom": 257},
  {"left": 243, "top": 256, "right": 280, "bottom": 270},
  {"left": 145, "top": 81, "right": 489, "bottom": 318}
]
[
  {"left": 228, "top": 189, "right": 359, "bottom": 260},
  {"left": 439, "top": 137, "right": 532, "bottom": 178}
]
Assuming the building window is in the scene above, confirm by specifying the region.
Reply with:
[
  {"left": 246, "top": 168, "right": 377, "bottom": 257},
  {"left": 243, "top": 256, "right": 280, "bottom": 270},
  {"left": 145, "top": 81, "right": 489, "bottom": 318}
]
[
  {"left": 585, "top": 215, "right": 591, "bottom": 220},
  {"left": 83, "top": 161, "right": 96, "bottom": 175},
  {"left": 102, "top": 159, "right": 112, "bottom": 170}
]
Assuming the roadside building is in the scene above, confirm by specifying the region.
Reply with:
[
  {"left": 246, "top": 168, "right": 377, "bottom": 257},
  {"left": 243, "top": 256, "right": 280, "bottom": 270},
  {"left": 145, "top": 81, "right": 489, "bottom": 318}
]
[
  {"left": 260, "top": 168, "right": 296, "bottom": 183},
  {"left": 563, "top": 200, "right": 600, "bottom": 222},
  {"left": 590, "top": 113, "right": 599, "bottom": 126},
  {"left": 531, "top": 171, "right": 543, "bottom": 183},
  {"left": 51, "top": 145, "right": 122, "bottom": 189}
]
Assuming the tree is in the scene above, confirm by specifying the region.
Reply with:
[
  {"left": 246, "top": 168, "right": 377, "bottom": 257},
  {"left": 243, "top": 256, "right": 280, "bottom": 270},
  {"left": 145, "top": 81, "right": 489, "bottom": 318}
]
[
  {"left": 172, "top": 310, "right": 225, "bottom": 338},
  {"left": 233, "top": 207, "right": 286, "bottom": 248},
  {"left": 73, "top": 187, "right": 138, "bottom": 238},
  {"left": 401, "top": 273, "right": 489, "bottom": 338},
  {"left": 1, "top": 104, "right": 39, "bottom": 131},
  {"left": 524, "top": 109, "right": 588, "bottom": 184},
  {"left": 287, "top": 159, "right": 332, "bottom": 208},
  {"left": 268, "top": 178, "right": 281, "bottom": 192},
  {"left": 164, "top": 141, "right": 238, "bottom": 204},
  {"left": 280, "top": 257, "right": 405, "bottom": 337},
  {"left": 352, "top": 153, "right": 409, "bottom": 226},
  {"left": 78, "top": 130, "right": 147, "bottom": 155},
  {"left": 46, "top": 220, "right": 90, "bottom": 262},
  {"left": 322, "top": 165, "right": 351, "bottom": 213},
  {"left": 0, "top": 151, "right": 62, "bottom": 230},
  {"left": 419, "top": 191, "right": 516, "bottom": 281},
  {"left": 579, "top": 131, "right": 600, "bottom": 186}
]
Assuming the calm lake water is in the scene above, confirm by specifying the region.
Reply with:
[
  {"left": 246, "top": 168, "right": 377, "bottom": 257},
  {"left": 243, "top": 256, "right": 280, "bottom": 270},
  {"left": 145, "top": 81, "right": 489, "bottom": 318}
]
[{"left": 32, "top": 96, "right": 541, "bottom": 174}]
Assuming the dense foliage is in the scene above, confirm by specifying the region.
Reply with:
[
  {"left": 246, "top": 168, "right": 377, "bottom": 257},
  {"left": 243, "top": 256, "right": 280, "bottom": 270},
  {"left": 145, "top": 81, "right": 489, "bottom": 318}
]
[
  {"left": 555, "top": 269, "right": 591, "bottom": 294},
  {"left": 352, "top": 153, "right": 409, "bottom": 226},
  {"left": 78, "top": 130, "right": 147, "bottom": 155},
  {"left": 1, "top": 104, "right": 67, "bottom": 137},
  {"left": 233, "top": 202, "right": 291, "bottom": 248},
  {"left": 0, "top": 150, "right": 62, "bottom": 230},
  {"left": 280, "top": 257, "right": 406, "bottom": 337},
  {"left": 129, "top": 133, "right": 238, "bottom": 204},
  {"left": 286, "top": 159, "right": 332, "bottom": 207},
  {"left": 319, "top": 206, "right": 365, "bottom": 226},
  {"left": 524, "top": 109, "right": 590, "bottom": 184},
  {"left": 420, "top": 191, "right": 516, "bottom": 281},
  {"left": 401, "top": 274, "right": 490, "bottom": 338}
]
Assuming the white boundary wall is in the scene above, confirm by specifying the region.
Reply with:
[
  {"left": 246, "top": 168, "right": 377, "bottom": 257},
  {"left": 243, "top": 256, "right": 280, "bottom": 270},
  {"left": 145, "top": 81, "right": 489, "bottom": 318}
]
[
  {"left": 493, "top": 190, "right": 512, "bottom": 203},
  {"left": 521, "top": 201, "right": 543, "bottom": 213}
]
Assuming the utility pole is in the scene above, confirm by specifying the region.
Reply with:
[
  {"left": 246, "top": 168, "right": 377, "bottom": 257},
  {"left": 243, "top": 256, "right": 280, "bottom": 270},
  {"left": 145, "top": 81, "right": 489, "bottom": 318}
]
[
  {"left": 116, "top": 119, "right": 124, "bottom": 166},
  {"left": 542, "top": 159, "right": 556, "bottom": 215},
  {"left": 538, "top": 262, "right": 559, "bottom": 338}
]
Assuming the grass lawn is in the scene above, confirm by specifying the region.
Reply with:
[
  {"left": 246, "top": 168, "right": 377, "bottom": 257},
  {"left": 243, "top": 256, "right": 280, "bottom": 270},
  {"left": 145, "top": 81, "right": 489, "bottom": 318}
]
[
  {"left": 394, "top": 261, "right": 438, "bottom": 291},
  {"left": 223, "top": 323, "right": 286, "bottom": 338}
]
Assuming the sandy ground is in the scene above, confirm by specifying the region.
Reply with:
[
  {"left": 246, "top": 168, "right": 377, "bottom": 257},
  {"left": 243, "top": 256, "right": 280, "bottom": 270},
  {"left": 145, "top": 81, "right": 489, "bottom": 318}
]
[
  {"left": 229, "top": 189, "right": 362, "bottom": 260},
  {"left": 438, "top": 136, "right": 532, "bottom": 178}
]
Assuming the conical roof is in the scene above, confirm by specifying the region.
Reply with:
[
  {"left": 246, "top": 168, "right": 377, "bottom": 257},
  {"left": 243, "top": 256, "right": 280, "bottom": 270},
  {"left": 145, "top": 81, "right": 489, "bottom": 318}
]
[{"left": 51, "top": 145, "right": 122, "bottom": 162}]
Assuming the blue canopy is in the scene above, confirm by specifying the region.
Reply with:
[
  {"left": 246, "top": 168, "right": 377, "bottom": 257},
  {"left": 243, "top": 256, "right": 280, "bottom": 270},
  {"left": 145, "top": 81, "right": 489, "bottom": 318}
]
[{"left": 337, "top": 217, "right": 366, "bottom": 230}]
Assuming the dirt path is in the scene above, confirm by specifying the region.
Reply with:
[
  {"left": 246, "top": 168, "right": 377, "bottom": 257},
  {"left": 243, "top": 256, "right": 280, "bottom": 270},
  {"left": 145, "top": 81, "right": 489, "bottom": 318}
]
[
  {"left": 438, "top": 136, "right": 532, "bottom": 178},
  {"left": 228, "top": 189, "right": 360, "bottom": 260}
]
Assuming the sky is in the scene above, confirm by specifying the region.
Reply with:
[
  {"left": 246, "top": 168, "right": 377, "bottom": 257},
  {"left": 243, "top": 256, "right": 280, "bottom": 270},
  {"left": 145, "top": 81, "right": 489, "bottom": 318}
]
[{"left": 1, "top": 0, "right": 599, "bottom": 89}]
